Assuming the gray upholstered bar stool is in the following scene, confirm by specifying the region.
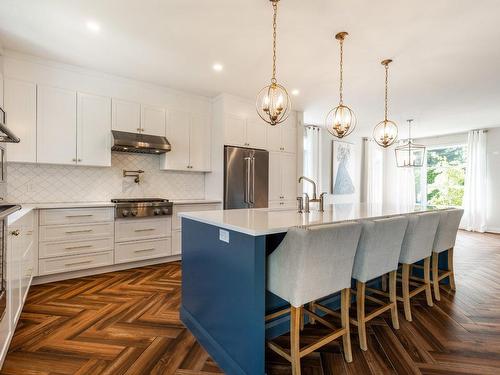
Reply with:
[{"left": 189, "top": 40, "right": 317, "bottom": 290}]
[
  {"left": 351, "top": 216, "right": 408, "bottom": 351},
  {"left": 398, "top": 212, "right": 440, "bottom": 321},
  {"left": 432, "top": 208, "right": 464, "bottom": 301},
  {"left": 266, "top": 222, "right": 362, "bottom": 375}
]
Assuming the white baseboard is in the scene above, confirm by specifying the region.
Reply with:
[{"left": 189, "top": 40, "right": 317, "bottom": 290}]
[
  {"left": 32, "top": 255, "right": 181, "bottom": 285},
  {"left": 486, "top": 227, "right": 500, "bottom": 234}
]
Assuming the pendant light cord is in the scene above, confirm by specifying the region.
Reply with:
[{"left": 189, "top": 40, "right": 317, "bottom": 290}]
[
  {"left": 384, "top": 64, "right": 389, "bottom": 121},
  {"left": 271, "top": 1, "right": 278, "bottom": 84},
  {"left": 339, "top": 39, "right": 344, "bottom": 104}
]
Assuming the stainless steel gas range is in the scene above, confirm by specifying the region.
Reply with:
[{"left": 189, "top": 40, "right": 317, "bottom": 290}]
[{"left": 111, "top": 198, "right": 173, "bottom": 219}]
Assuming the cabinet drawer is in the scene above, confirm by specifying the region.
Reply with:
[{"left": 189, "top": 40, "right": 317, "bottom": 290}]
[
  {"left": 115, "top": 238, "right": 171, "bottom": 264},
  {"left": 39, "top": 222, "right": 114, "bottom": 242},
  {"left": 173, "top": 204, "right": 220, "bottom": 230},
  {"left": 39, "top": 237, "right": 114, "bottom": 259},
  {"left": 40, "top": 207, "right": 114, "bottom": 226},
  {"left": 115, "top": 217, "right": 171, "bottom": 243},
  {"left": 39, "top": 251, "right": 113, "bottom": 276}
]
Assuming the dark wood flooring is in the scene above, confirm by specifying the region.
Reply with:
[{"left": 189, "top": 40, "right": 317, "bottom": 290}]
[{"left": 1, "top": 231, "right": 499, "bottom": 374}]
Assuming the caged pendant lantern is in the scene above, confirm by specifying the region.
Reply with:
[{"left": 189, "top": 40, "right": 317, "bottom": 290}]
[
  {"left": 256, "top": 0, "right": 291, "bottom": 126},
  {"left": 395, "top": 119, "right": 426, "bottom": 167},
  {"left": 373, "top": 59, "right": 398, "bottom": 148},
  {"left": 326, "top": 32, "right": 357, "bottom": 138}
]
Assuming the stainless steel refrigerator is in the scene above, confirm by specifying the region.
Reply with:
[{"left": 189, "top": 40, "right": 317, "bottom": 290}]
[{"left": 224, "top": 146, "right": 269, "bottom": 209}]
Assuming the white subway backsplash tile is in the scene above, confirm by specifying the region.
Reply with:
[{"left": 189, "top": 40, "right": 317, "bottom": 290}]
[{"left": 7, "top": 153, "right": 205, "bottom": 203}]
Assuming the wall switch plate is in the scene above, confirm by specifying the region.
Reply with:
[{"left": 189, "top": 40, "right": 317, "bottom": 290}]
[{"left": 219, "top": 229, "right": 229, "bottom": 243}]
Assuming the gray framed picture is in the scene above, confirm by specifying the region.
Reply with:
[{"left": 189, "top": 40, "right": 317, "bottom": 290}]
[{"left": 331, "top": 140, "right": 356, "bottom": 197}]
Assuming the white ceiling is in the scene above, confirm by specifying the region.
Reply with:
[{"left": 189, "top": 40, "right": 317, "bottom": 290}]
[{"left": 1, "top": 0, "right": 500, "bottom": 137}]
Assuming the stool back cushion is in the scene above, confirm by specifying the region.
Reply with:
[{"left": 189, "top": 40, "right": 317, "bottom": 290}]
[
  {"left": 433, "top": 208, "right": 464, "bottom": 253},
  {"left": 399, "top": 212, "right": 441, "bottom": 264},
  {"left": 267, "top": 221, "right": 362, "bottom": 307},
  {"left": 352, "top": 216, "right": 408, "bottom": 283}
]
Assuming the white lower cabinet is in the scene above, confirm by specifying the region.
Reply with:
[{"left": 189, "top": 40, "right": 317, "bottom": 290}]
[
  {"left": 115, "top": 217, "right": 171, "bottom": 243},
  {"left": 269, "top": 152, "right": 298, "bottom": 207},
  {"left": 38, "top": 207, "right": 115, "bottom": 276},
  {"left": 172, "top": 230, "right": 181, "bottom": 256},
  {"left": 115, "top": 238, "right": 171, "bottom": 264}
]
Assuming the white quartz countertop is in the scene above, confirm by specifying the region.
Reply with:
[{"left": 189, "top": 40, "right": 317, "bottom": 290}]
[
  {"left": 179, "top": 203, "right": 447, "bottom": 236},
  {"left": 171, "top": 199, "right": 221, "bottom": 205}
]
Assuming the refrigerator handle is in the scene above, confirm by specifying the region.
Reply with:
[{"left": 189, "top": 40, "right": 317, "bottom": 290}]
[
  {"left": 244, "top": 156, "right": 251, "bottom": 205},
  {"left": 249, "top": 157, "right": 255, "bottom": 205}
]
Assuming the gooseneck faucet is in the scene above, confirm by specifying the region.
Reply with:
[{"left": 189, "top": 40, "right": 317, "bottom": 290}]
[{"left": 298, "top": 176, "right": 318, "bottom": 201}]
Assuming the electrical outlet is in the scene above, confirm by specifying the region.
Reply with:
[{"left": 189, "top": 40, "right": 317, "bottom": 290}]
[{"left": 219, "top": 229, "right": 229, "bottom": 243}]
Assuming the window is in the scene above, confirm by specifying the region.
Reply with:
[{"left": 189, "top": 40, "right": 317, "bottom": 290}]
[{"left": 415, "top": 145, "right": 467, "bottom": 207}]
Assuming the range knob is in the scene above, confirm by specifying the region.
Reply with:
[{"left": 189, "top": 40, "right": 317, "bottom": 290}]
[
  {"left": 153, "top": 208, "right": 161, "bottom": 215},
  {"left": 121, "top": 210, "right": 130, "bottom": 217},
  {"left": 130, "top": 210, "right": 138, "bottom": 217}
]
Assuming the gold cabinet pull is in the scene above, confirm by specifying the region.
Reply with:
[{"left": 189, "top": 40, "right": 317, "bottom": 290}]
[
  {"left": 10, "top": 229, "right": 20, "bottom": 236},
  {"left": 66, "top": 214, "right": 93, "bottom": 218},
  {"left": 65, "top": 245, "right": 93, "bottom": 250},
  {"left": 134, "top": 228, "right": 155, "bottom": 232},
  {"left": 65, "top": 229, "right": 93, "bottom": 234},
  {"left": 134, "top": 248, "right": 155, "bottom": 253},
  {"left": 65, "top": 260, "right": 92, "bottom": 267}
]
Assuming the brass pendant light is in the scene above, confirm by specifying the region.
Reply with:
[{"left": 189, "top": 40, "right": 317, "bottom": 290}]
[
  {"left": 373, "top": 59, "right": 398, "bottom": 148},
  {"left": 326, "top": 32, "right": 356, "bottom": 138},
  {"left": 395, "top": 119, "right": 426, "bottom": 167},
  {"left": 256, "top": 0, "right": 291, "bottom": 126}
]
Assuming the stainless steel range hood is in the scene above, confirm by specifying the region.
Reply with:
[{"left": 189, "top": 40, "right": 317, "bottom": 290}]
[
  {"left": 0, "top": 108, "right": 20, "bottom": 143},
  {"left": 111, "top": 130, "right": 171, "bottom": 154}
]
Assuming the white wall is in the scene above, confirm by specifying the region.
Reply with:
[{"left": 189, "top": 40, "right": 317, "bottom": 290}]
[{"left": 486, "top": 127, "right": 500, "bottom": 232}]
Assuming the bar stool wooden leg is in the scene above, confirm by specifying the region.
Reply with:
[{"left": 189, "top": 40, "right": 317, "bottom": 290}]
[
  {"left": 381, "top": 274, "right": 388, "bottom": 292},
  {"left": 341, "top": 288, "right": 352, "bottom": 362},
  {"left": 356, "top": 281, "right": 367, "bottom": 351},
  {"left": 290, "top": 306, "right": 302, "bottom": 375},
  {"left": 401, "top": 265, "right": 412, "bottom": 322},
  {"left": 424, "top": 257, "right": 433, "bottom": 307},
  {"left": 389, "top": 271, "right": 400, "bottom": 329},
  {"left": 448, "top": 248, "right": 456, "bottom": 290},
  {"left": 308, "top": 302, "right": 316, "bottom": 324},
  {"left": 432, "top": 252, "right": 441, "bottom": 301}
]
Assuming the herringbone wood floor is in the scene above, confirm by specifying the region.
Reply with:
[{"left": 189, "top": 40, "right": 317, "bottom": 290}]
[{"left": 1, "top": 231, "right": 499, "bottom": 374}]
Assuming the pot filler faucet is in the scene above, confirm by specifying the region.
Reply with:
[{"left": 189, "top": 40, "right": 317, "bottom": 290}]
[{"left": 298, "top": 176, "right": 326, "bottom": 213}]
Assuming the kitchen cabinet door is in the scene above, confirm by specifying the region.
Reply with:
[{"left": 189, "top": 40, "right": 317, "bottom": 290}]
[
  {"left": 189, "top": 113, "right": 211, "bottom": 171},
  {"left": 112, "top": 98, "right": 141, "bottom": 133},
  {"left": 224, "top": 113, "right": 246, "bottom": 146},
  {"left": 281, "top": 117, "right": 297, "bottom": 153},
  {"left": 266, "top": 123, "right": 282, "bottom": 152},
  {"left": 141, "top": 105, "right": 166, "bottom": 136},
  {"left": 37, "top": 85, "right": 77, "bottom": 165},
  {"left": 77, "top": 93, "right": 112, "bottom": 167},
  {"left": 162, "top": 109, "right": 190, "bottom": 170},
  {"left": 4, "top": 79, "right": 37, "bottom": 163},
  {"left": 246, "top": 118, "right": 267, "bottom": 149},
  {"left": 281, "top": 153, "right": 297, "bottom": 201},
  {"left": 7, "top": 225, "right": 22, "bottom": 325},
  {"left": 268, "top": 152, "right": 282, "bottom": 201}
]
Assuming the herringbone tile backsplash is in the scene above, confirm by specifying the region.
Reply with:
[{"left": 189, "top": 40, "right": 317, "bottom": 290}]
[{"left": 6, "top": 153, "right": 205, "bottom": 203}]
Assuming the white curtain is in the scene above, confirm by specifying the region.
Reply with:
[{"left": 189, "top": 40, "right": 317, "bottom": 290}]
[
  {"left": 363, "top": 138, "right": 384, "bottom": 205},
  {"left": 462, "top": 130, "right": 487, "bottom": 232},
  {"left": 396, "top": 167, "right": 416, "bottom": 210},
  {"left": 303, "top": 125, "right": 321, "bottom": 196}
]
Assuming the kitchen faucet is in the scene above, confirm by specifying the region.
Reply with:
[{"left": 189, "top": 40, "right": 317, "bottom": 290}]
[{"left": 298, "top": 176, "right": 326, "bottom": 212}]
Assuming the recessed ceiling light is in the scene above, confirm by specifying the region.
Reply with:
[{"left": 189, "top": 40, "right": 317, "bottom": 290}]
[
  {"left": 86, "top": 20, "right": 101, "bottom": 33},
  {"left": 292, "top": 89, "right": 300, "bottom": 96},
  {"left": 213, "top": 63, "right": 223, "bottom": 72}
]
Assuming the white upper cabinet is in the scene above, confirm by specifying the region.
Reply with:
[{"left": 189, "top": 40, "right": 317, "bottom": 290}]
[
  {"left": 141, "top": 105, "right": 166, "bottom": 136},
  {"left": 189, "top": 112, "right": 210, "bottom": 171},
  {"left": 268, "top": 152, "right": 282, "bottom": 201},
  {"left": 266, "top": 115, "right": 297, "bottom": 153},
  {"left": 246, "top": 119, "right": 268, "bottom": 149},
  {"left": 162, "top": 110, "right": 211, "bottom": 172},
  {"left": 224, "top": 114, "right": 246, "bottom": 146},
  {"left": 3, "top": 78, "right": 37, "bottom": 163},
  {"left": 77, "top": 93, "right": 112, "bottom": 167},
  {"left": 163, "top": 109, "right": 190, "bottom": 170},
  {"left": 37, "top": 85, "right": 77, "bottom": 165},
  {"left": 224, "top": 114, "right": 268, "bottom": 150},
  {"left": 112, "top": 99, "right": 141, "bottom": 134}
]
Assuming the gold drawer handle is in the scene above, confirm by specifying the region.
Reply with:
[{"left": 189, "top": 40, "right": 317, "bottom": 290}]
[
  {"left": 134, "top": 248, "right": 155, "bottom": 253},
  {"left": 65, "top": 229, "right": 93, "bottom": 234},
  {"left": 10, "top": 229, "right": 20, "bottom": 236},
  {"left": 65, "top": 245, "right": 93, "bottom": 250},
  {"left": 65, "top": 260, "right": 92, "bottom": 267},
  {"left": 66, "top": 214, "right": 94, "bottom": 218},
  {"left": 134, "top": 228, "right": 155, "bottom": 232}
]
